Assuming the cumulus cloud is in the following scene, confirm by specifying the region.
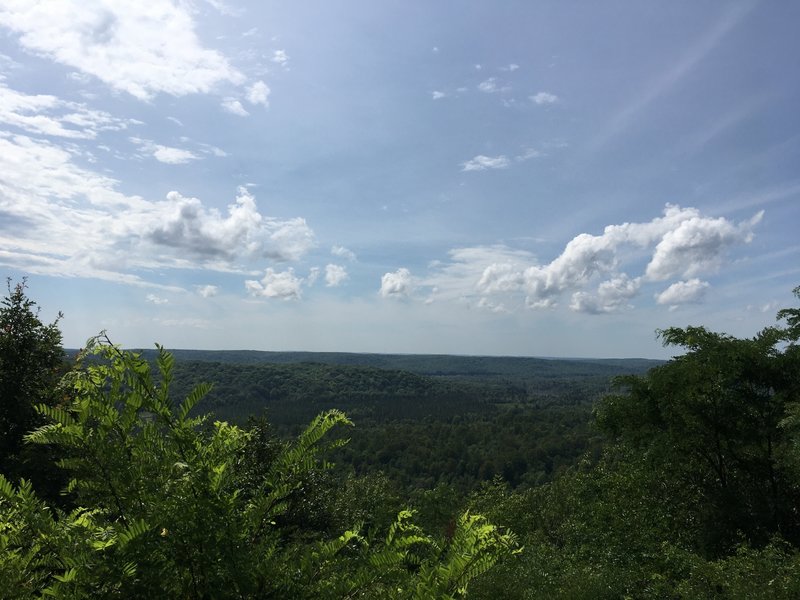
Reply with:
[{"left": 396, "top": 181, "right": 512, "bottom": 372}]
[
  {"left": 409, "top": 205, "right": 760, "bottom": 314},
  {"left": 645, "top": 211, "right": 762, "bottom": 281},
  {"left": 221, "top": 97, "right": 249, "bottom": 117},
  {"left": 196, "top": 284, "right": 218, "bottom": 298},
  {"left": 531, "top": 92, "right": 558, "bottom": 105},
  {"left": 0, "top": 82, "right": 134, "bottom": 139},
  {"left": 461, "top": 155, "right": 510, "bottom": 171},
  {"left": 0, "top": 1, "right": 245, "bottom": 100},
  {"left": 325, "top": 264, "right": 348, "bottom": 287},
  {"left": 380, "top": 268, "right": 413, "bottom": 299},
  {"left": 569, "top": 275, "right": 640, "bottom": 314},
  {"left": 147, "top": 187, "right": 315, "bottom": 263},
  {"left": 432, "top": 91, "right": 446, "bottom": 100},
  {"left": 145, "top": 293, "right": 168, "bottom": 304},
  {"left": 331, "top": 245, "right": 356, "bottom": 261},
  {"left": 245, "top": 268, "right": 302, "bottom": 300},
  {"left": 655, "top": 279, "right": 710, "bottom": 306},
  {"left": 479, "top": 205, "right": 759, "bottom": 309},
  {"left": 246, "top": 81, "right": 270, "bottom": 106}
]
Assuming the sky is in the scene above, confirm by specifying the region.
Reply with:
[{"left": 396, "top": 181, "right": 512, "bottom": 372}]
[{"left": 0, "top": 1, "right": 798, "bottom": 358}]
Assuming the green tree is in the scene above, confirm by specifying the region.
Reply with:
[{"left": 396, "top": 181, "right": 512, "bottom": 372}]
[
  {"left": 595, "top": 294, "right": 800, "bottom": 554},
  {"left": 0, "top": 279, "right": 65, "bottom": 489}
]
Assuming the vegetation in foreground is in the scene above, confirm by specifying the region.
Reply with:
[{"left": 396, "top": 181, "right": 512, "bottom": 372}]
[{"left": 1, "top": 279, "right": 800, "bottom": 598}]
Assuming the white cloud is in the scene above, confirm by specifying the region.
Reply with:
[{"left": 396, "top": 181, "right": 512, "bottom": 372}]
[
  {"left": 645, "top": 211, "right": 762, "bottom": 281},
  {"left": 272, "top": 49, "right": 289, "bottom": 67},
  {"left": 221, "top": 97, "right": 249, "bottom": 117},
  {"left": 478, "top": 78, "right": 511, "bottom": 94},
  {"left": 0, "top": 82, "right": 134, "bottom": 139},
  {"left": 477, "top": 297, "right": 509, "bottom": 313},
  {"left": 461, "top": 155, "right": 510, "bottom": 171},
  {"left": 422, "top": 246, "right": 536, "bottom": 306},
  {"left": 515, "top": 148, "right": 543, "bottom": 162},
  {"left": 130, "top": 138, "right": 195, "bottom": 165},
  {"left": 306, "top": 266, "right": 321, "bottom": 286},
  {"left": 531, "top": 91, "right": 558, "bottom": 105},
  {"left": 245, "top": 268, "right": 302, "bottom": 300},
  {"left": 432, "top": 91, "right": 446, "bottom": 100},
  {"left": 0, "top": 136, "right": 316, "bottom": 283},
  {"left": 131, "top": 136, "right": 225, "bottom": 163},
  {"left": 380, "top": 268, "right": 413, "bottom": 299},
  {"left": 146, "top": 293, "right": 168, "bottom": 304},
  {"left": 331, "top": 245, "right": 356, "bottom": 261},
  {"left": 196, "top": 284, "right": 218, "bottom": 298},
  {"left": 569, "top": 275, "right": 640, "bottom": 314},
  {"left": 516, "top": 206, "right": 757, "bottom": 308},
  {"left": 152, "top": 145, "right": 199, "bottom": 164},
  {"left": 246, "top": 81, "right": 270, "bottom": 106},
  {"left": 148, "top": 187, "right": 315, "bottom": 263},
  {"left": 478, "top": 78, "right": 504, "bottom": 93},
  {"left": 325, "top": 264, "right": 348, "bottom": 287},
  {"left": 502, "top": 63, "right": 519, "bottom": 72},
  {"left": 0, "top": 1, "right": 245, "bottom": 100},
  {"left": 410, "top": 205, "right": 761, "bottom": 314},
  {"left": 655, "top": 279, "right": 710, "bottom": 306}
]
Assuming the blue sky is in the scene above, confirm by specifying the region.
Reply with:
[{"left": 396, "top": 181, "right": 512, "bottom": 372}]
[{"left": 0, "top": 1, "right": 798, "bottom": 358}]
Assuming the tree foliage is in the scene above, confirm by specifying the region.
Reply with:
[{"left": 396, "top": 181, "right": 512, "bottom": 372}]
[
  {"left": 1, "top": 335, "right": 517, "bottom": 598},
  {"left": 0, "top": 279, "right": 66, "bottom": 500},
  {"left": 594, "top": 314, "right": 800, "bottom": 554}
]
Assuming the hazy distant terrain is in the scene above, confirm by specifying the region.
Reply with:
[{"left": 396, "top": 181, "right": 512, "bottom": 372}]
[{"left": 80, "top": 349, "right": 662, "bottom": 491}]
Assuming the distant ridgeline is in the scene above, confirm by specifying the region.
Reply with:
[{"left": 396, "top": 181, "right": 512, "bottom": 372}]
[{"left": 64, "top": 349, "right": 660, "bottom": 419}]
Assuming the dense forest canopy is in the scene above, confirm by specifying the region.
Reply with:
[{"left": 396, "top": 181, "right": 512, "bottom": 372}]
[{"left": 1, "top": 282, "right": 800, "bottom": 598}]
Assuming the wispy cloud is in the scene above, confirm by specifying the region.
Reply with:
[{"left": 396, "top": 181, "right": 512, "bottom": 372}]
[
  {"left": 0, "top": 1, "right": 245, "bottom": 100},
  {"left": 461, "top": 154, "right": 510, "bottom": 171},
  {"left": 130, "top": 137, "right": 200, "bottom": 164},
  {"left": 331, "top": 245, "right": 357, "bottom": 261},
  {"left": 530, "top": 91, "right": 558, "bottom": 105},
  {"left": 586, "top": 1, "right": 756, "bottom": 152},
  {"left": 0, "top": 82, "right": 135, "bottom": 139}
]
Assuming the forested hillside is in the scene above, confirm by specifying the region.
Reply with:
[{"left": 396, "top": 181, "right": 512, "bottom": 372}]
[{"left": 3, "top": 281, "right": 800, "bottom": 598}]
